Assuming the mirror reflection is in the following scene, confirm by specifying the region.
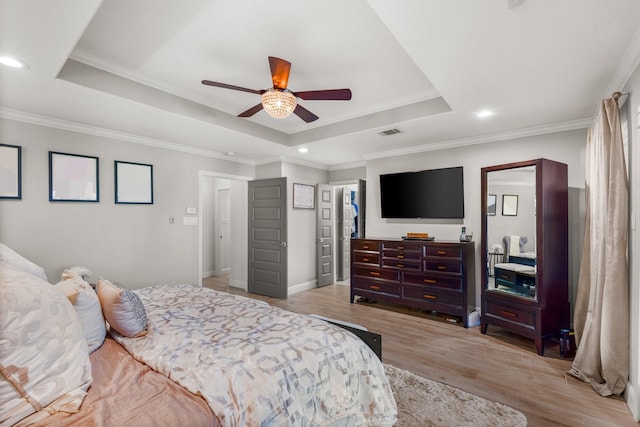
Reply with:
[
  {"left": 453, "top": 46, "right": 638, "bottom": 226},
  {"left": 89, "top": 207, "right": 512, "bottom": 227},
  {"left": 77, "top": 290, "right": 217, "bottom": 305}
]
[{"left": 486, "top": 165, "right": 537, "bottom": 299}]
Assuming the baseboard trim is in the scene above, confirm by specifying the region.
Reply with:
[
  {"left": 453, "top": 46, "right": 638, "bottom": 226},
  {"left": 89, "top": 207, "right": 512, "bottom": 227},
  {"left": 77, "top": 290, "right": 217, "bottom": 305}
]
[
  {"left": 289, "top": 280, "right": 317, "bottom": 295},
  {"left": 229, "top": 279, "right": 247, "bottom": 291},
  {"left": 626, "top": 381, "right": 640, "bottom": 421}
]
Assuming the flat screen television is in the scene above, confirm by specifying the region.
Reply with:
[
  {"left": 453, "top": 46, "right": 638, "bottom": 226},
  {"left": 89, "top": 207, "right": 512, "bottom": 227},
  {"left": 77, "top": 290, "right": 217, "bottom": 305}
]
[{"left": 380, "top": 166, "right": 464, "bottom": 219}]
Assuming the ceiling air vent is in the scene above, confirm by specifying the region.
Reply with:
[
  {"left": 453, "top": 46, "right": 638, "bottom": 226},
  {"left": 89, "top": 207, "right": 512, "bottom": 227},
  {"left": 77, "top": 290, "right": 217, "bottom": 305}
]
[{"left": 378, "top": 128, "right": 402, "bottom": 136}]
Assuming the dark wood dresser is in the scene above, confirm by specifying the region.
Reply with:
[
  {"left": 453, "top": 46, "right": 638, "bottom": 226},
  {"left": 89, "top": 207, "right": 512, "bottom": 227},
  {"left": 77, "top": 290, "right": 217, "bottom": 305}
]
[{"left": 350, "top": 238, "right": 475, "bottom": 327}]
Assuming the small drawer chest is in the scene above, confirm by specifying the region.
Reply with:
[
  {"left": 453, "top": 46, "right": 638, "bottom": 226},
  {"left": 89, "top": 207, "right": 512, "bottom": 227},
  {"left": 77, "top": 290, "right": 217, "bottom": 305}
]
[{"left": 350, "top": 238, "right": 475, "bottom": 327}]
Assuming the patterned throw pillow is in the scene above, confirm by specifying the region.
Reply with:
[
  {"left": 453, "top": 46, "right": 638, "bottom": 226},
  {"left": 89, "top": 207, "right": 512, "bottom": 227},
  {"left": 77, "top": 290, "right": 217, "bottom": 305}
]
[
  {"left": 56, "top": 270, "right": 106, "bottom": 353},
  {"left": 96, "top": 278, "right": 148, "bottom": 338},
  {"left": 0, "top": 260, "right": 92, "bottom": 426}
]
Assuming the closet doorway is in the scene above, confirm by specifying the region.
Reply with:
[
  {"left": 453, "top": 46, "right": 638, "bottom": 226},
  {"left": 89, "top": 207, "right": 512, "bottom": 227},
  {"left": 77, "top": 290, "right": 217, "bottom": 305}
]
[
  {"left": 198, "top": 171, "right": 250, "bottom": 290},
  {"left": 333, "top": 179, "right": 365, "bottom": 282}
]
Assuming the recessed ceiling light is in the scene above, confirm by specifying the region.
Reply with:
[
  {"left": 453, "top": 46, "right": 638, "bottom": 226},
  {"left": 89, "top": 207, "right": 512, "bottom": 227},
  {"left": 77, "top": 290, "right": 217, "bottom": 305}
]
[
  {"left": 476, "top": 110, "right": 494, "bottom": 118},
  {"left": 225, "top": 151, "right": 236, "bottom": 156},
  {"left": 0, "top": 56, "right": 28, "bottom": 69},
  {"left": 298, "top": 147, "right": 308, "bottom": 153}
]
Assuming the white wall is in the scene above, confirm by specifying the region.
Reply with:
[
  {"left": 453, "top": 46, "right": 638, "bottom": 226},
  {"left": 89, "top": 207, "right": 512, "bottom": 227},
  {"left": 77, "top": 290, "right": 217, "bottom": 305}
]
[
  {"left": 0, "top": 118, "right": 253, "bottom": 288},
  {"left": 623, "top": 59, "right": 640, "bottom": 420},
  {"left": 366, "top": 129, "right": 587, "bottom": 308},
  {"left": 229, "top": 179, "right": 248, "bottom": 290},
  {"left": 282, "top": 162, "right": 329, "bottom": 292}
]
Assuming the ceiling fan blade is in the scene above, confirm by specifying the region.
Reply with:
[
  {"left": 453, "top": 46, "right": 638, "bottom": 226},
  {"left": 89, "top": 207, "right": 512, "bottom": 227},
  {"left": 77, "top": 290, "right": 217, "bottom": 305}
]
[
  {"left": 238, "top": 103, "right": 264, "bottom": 118},
  {"left": 202, "top": 80, "right": 264, "bottom": 95},
  {"left": 268, "top": 56, "right": 291, "bottom": 90},
  {"left": 293, "top": 104, "right": 319, "bottom": 123},
  {"left": 294, "top": 88, "right": 352, "bottom": 101}
]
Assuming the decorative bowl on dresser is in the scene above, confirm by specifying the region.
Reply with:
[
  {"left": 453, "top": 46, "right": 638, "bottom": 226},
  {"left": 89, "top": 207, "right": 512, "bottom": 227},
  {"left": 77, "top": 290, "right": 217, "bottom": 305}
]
[{"left": 350, "top": 238, "right": 475, "bottom": 327}]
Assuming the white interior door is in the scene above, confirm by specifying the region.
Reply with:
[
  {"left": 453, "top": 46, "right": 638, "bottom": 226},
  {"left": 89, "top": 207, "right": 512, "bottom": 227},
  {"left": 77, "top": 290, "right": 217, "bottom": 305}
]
[{"left": 217, "top": 188, "right": 231, "bottom": 273}]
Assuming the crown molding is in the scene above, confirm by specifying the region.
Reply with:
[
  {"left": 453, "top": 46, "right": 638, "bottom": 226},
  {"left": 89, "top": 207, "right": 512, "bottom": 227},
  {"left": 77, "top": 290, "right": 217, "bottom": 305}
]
[
  {"left": 607, "top": 23, "right": 640, "bottom": 96},
  {"left": 364, "top": 118, "right": 592, "bottom": 161},
  {"left": 0, "top": 108, "right": 256, "bottom": 166},
  {"left": 328, "top": 161, "right": 367, "bottom": 171}
]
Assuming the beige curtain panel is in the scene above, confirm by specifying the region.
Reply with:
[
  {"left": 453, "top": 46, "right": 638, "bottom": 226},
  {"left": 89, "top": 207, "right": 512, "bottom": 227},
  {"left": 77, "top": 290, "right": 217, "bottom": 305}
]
[{"left": 569, "top": 95, "right": 629, "bottom": 396}]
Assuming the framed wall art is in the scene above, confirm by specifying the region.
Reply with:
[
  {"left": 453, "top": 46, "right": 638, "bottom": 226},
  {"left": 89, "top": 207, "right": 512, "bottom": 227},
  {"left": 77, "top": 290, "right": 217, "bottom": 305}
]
[
  {"left": 502, "top": 194, "right": 518, "bottom": 216},
  {"left": 115, "top": 161, "right": 153, "bottom": 204},
  {"left": 0, "top": 143, "right": 21, "bottom": 199},
  {"left": 293, "top": 183, "right": 315, "bottom": 209},
  {"left": 49, "top": 151, "right": 99, "bottom": 202},
  {"left": 487, "top": 194, "right": 496, "bottom": 216}
]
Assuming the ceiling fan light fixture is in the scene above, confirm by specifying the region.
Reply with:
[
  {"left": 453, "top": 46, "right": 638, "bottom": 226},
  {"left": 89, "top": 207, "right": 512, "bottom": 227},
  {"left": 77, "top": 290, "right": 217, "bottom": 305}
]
[{"left": 262, "top": 88, "right": 297, "bottom": 119}]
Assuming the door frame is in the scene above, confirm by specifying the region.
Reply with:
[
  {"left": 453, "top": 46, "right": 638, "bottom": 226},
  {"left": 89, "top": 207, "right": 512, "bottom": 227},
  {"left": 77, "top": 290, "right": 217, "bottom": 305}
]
[
  {"left": 198, "top": 170, "right": 252, "bottom": 288},
  {"left": 329, "top": 179, "right": 365, "bottom": 282}
]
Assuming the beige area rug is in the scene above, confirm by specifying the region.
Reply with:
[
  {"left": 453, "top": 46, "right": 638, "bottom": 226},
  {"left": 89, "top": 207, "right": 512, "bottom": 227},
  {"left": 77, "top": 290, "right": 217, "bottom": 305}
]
[{"left": 385, "top": 364, "right": 527, "bottom": 427}]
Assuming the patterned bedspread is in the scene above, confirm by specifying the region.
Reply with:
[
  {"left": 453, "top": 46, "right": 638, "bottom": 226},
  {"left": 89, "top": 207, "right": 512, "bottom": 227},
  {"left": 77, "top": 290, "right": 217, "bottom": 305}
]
[{"left": 110, "top": 285, "right": 397, "bottom": 427}]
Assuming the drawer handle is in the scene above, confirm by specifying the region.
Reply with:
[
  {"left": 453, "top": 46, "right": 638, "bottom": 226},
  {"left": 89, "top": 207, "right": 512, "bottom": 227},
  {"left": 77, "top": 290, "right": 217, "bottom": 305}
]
[
  {"left": 437, "top": 266, "right": 447, "bottom": 270},
  {"left": 370, "top": 285, "right": 381, "bottom": 290},
  {"left": 423, "top": 294, "right": 437, "bottom": 300},
  {"left": 397, "top": 255, "right": 404, "bottom": 259},
  {"left": 423, "top": 279, "right": 436, "bottom": 284},
  {"left": 398, "top": 264, "right": 404, "bottom": 268},
  {"left": 500, "top": 310, "right": 518, "bottom": 318},
  {"left": 500, "top": 275, "right": 510, "bottom": 280},
  {"left": 398, "top": 246, "right": 404, "bottom": 250},
  {"left": 362, "top": 258, "right": 370, "bottom": 262},
  {"left": 362, "top": 245, "right": 369, "bottom": 249},
  {"left": 437, "top": 250, "right": 446, "bottom": 255},
  {"left": 370, "top": 271, "right": 381, "bottom": 277}
]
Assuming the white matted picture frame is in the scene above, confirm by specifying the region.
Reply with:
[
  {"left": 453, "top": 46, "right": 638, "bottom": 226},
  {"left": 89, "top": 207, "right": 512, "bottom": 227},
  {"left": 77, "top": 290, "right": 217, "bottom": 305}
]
[
  {"left": 502, "top": 194, "right": 518, "bottom": 216},
  {"left": 49, "top": 151, "right": 99, "bottom": 202},
  {"left": 0, "top": 143, "right": 22, "bottom": 199},
  {"left": 115, "top": 161, "right": 153, "bottom": 204},
  {"left": 293, "top": 183, "right": 315, "bottom": 209}
]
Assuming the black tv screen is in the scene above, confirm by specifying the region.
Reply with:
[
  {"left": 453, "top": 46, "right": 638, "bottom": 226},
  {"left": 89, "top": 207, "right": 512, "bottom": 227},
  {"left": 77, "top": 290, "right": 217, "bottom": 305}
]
[{"left": 380, "top": 167, "right": 464, "bottom": 219}]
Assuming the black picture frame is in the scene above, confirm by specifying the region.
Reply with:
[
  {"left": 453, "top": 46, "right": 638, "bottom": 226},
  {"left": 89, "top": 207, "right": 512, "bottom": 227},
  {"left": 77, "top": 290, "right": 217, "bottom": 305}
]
[
  {"left": 487, "top": 194, "right": 496, "bottom": 216},
  {"left": 49, "top": 151, "right": 99, "bottom": 202},
  {"left": 293, "top": 183, "right": 315, "bottom": 209},
  {"left": 115, "top": 161, "right": 153, "bottom": 204},
  {"left": 0, "top": 143, "right": 22, "bottom": 199}
]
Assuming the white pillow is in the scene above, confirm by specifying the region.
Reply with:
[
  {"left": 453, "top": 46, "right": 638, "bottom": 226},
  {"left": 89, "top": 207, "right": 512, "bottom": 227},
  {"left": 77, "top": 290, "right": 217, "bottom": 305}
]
[
  {"left": 0, "top": 261, "right": 92, "bottom": 426},
  {"left": 0, "top": 242, "right": 48, "bottom": 281},
  {"left": 56, "top": 270, "right": 106, "bottom": 353},
  {"left": 96, "top": 278, "right": 148, "bottom": 338}
]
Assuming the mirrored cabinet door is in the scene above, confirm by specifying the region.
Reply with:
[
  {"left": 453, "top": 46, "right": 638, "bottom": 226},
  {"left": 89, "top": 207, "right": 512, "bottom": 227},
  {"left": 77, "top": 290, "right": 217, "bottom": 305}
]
[
  {"left": 485, "top": 165, "right": 537, "bottom": 300},
  {"left": 480, "top": 158, "right": 569, "bottom": 356}
]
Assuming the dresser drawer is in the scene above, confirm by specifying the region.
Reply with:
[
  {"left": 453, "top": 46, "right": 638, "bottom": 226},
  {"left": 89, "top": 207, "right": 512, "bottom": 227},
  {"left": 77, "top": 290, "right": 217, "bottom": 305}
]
[
  {"left": 382, "top": 249, "right": 421, "bottom": 260},
  {"left": 382, "top": 259, "right": 421, "bottom": 270},
  {"left": 352, "top": 240, "right": 380, "bottom": 251},
  {"left": 352, "top": 278, "right": 400, "bottom": 296},
  {"left": 403, "top": 272, "right": 462, "bottom": 290},
  {"left": 425, "top": 260, "right": 462, "bottom": 275},
  {"left": 382, "top": 241, "right": 422, "bottom": 251},
  {"left": 494, "top": 267, "right": 516, "bottom": 285},
  {"left": 402, "top": 285, "right": 462, "bottom": 306},
  {"left": 353, "top": 253, "right": 380, "bottom": 265},
  {"left": 425, "top": 245, "right": 462, "bottom": 259},
  {"left": 485, "top": 300, "right": 536, "bottom": 328},
  {"left": 353, "top": 267, "right": 399, "bottom": 282}
]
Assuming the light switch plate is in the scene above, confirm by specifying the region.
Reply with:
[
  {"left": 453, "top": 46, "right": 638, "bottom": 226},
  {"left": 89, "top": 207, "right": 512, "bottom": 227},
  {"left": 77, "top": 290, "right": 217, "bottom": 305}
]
[
  {"left": 186, "top": 206, "right": 196, "bottom": 215},
  {"left": 183, "top": 216, "right": 198, "bottom": 226}
]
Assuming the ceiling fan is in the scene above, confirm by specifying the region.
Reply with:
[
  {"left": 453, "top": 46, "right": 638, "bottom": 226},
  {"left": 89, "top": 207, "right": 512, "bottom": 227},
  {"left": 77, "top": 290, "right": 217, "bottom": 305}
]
[{"left": 202, "top": 56, "right": 352, "bottom": 123}]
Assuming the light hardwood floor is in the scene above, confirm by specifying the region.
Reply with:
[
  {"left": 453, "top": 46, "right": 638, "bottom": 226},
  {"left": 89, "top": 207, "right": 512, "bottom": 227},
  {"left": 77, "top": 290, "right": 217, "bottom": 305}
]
[{"left": 203, "top": 275, "right": 636, "bottom": 427}]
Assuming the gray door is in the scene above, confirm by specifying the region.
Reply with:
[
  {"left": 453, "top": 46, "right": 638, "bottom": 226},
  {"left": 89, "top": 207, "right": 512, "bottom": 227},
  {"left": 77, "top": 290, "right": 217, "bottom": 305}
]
[
  {"left": 316, "top": 184, "right": 333, "bottom": 287},
  {"left": 339, "top": 188, "right": 352, "bottom": 280},
  {"left": 248, "top": 178, "right": 287, "bottom": 298}
]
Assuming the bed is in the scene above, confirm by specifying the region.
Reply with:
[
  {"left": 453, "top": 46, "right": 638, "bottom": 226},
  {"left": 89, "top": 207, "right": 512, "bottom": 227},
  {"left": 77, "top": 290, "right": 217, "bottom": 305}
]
[{"left": 0, "top": 244, "right": 397, "bottom": 426}]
